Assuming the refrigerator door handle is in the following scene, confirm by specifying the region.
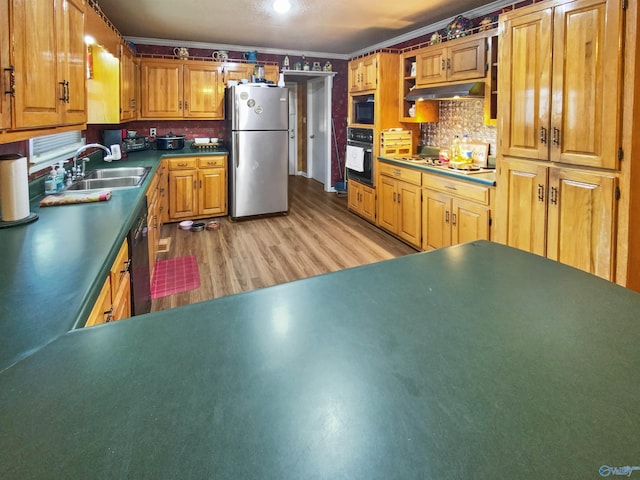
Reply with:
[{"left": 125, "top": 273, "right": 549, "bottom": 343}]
[{"left": 234, "top": 133, "right": 240, "bottom": 168}]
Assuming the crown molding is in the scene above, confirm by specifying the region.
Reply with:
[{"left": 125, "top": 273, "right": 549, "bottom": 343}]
[
  {"left": 125, "top": 0, "right": 514, "bottom": 61},
  {"left": 124, "top": 36, "right": 352, "bottom": 61},
  {"left": 348, "top": 0, "right": 514, "bottom": 57}
]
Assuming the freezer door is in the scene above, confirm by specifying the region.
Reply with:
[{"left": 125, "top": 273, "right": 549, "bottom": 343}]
[
  {"left": 229, "top": 85, "right": 288, "bottom": 131},
  {"left": 230, "top": 130, "right": 288, "bottom": 218}
]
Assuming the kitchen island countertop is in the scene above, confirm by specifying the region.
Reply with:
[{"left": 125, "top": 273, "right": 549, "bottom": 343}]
[
  {"left": 0, "top": 145, "right": 228, "bottom": 372},
  {"left": 1, "top": 241, "right": 639, "bottom": 478}
]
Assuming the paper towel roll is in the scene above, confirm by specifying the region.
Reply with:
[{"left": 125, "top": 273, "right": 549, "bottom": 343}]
[{"left": 0, "top": 154, "right": 30, "bottom": 222}]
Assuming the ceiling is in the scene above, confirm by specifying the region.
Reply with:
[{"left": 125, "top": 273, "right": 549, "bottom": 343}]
[{"left": 96, "top": 0, "right": 511, "bottom": 58}]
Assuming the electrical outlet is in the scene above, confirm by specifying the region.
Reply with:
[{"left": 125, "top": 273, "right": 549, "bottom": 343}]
[{"left": 150, "top": 128, "right": 157, "bottom": 137}]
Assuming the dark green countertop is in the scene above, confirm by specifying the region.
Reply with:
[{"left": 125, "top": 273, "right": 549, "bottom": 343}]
[
  {"left": 0, "top": 145, "right": 228, "bottom": 372},
  {"left": 1, "top": 241, "right": 639, "bottom": 479},
  {"left": 378, "top": 155, "right": 497, "bottom": 186}
]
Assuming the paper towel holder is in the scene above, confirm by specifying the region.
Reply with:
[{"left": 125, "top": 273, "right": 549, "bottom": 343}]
[{"left": 0, "top": 154, "right": 39, "bottom": 228}]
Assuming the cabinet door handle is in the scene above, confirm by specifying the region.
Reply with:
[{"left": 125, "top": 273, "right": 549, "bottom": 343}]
[
  {"left": 550, "top": 186, "right": 558, "bottom": 205},
  {"left": 184, "top": 101, "right": 188, "bottom": 110},
  {"left": 444, "top": 185, "right": 457, "bottom": 191},
  {"left": 199, "top": 179, "right": 202, "bottom": 189},
  {"left": 393, "top": 192, "right": 396, "bottom": 202},
  {"left": 446, "top": 58, "right": 451, "bottom": 70},
  {"left": 452, "top": 213, "right": 457, "bottom": 226},
  {"left": 552, "top": 127, "right": 560, "bottom": 146},
  {"left": 4, "top": 65, "right": 15, "bottom": 96},
  {"left": 58, "top": 81, "right": 67, "bottom": 101},
  {"left": 537, "top": 184, "right": 545, "bottom": 202},
  {"left": 540, "top": 126, "right": 547, "bottom": 145},
  {"left": 397, "top": 193, "right": 401, "bottom": 203},
  {"left": 179, "top": 100, "right": 183, "bottom": 110},
  {"left": 104, "top": 307, "right": 114, "bottom": 323},
  {"left": 441, "top": 59, "right": 446, "bottom": 71},
  {"left": 178, "top": 162, "right": 188, "bottom": 167},
  {"left": 445, "top": 211, "right": 450, "bottom": 223}
]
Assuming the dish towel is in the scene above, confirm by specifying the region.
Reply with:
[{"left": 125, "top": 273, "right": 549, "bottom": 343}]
[
  {"left": 39, "top": 191, "right": 112, "bottom": 207},
  {"left": 346, "top": 145, "right": 365, "bottom": 172}
]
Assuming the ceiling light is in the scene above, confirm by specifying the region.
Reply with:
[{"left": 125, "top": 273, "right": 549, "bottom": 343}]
[{"left": 273, "top": 0, "right": 291, "bottom": 14}]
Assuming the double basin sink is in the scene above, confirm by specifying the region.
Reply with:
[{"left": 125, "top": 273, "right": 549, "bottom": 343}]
[{"left": 65, "top": 167, "right": 151, "bottom": 192}]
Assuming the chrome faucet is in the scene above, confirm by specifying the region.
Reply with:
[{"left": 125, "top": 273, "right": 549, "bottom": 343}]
[{"left": 72, "top": 143, "right": 115, "bottom": 179}]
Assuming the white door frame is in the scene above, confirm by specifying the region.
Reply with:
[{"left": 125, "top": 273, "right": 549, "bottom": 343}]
[
  {"left": 282, "top": 71, "right": 336, "bottom": 192},
  {"left": 307, "top": 75, "right": 334, "bottom": 192}
]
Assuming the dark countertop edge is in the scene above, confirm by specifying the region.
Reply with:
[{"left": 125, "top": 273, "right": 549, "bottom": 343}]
[
  {"left": 0, "top": 146, "right": 229, "bottom": 372},
  {"left": 377, "top": 156, "right": 497, "bottom": 186}
]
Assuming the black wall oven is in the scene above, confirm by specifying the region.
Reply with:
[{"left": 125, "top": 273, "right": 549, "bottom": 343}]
[{"left": 346, "top": 127, "right": 374, "bottom": 186}]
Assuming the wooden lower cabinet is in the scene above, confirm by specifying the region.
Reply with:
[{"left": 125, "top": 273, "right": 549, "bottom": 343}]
[
  {"left": 85, "top": 239, "right": 131, "bottom": 327},
  {"left": 146, "top": 161, "right": 168, "bottom": 279},
  {"left": 377, "top": 164, "right": 422, "bottom": 248},
  {"left": 422, "top": 174, "right": 492, "bottom": 251},
  {"left": 347, "top": 180, "right": 375, "bottom": 223},
  {"left": 168, "top": 155, "right": 227, "bottom": 221},
  {"left": 496, "top": 156, "right": 617, "bottom": 280},
  {"left": 422, "top": 191, "right": 490, "bottom": 250},
  {"left": 546, "top": 167, "right": 617, "bottom": 280}
]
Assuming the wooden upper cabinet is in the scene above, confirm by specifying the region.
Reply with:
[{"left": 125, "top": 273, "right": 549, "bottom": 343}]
[
  {"left": 140, "top": 59, "right": 224, "bottom": 120},
  {"left": 223, "top": 63, "right": 253, "bottom": 82},
  {"left": 349, "top": 55, "right": 377, "bottom": 93},
  {"left": 183, "top": 63, "right": 223, "bottom": 119},
  {"left": 499, "top": 0, "right": 623, "bottom": 169},
  {"left": 546, "top": 168, "right": 617, "bottom": 280},
  {"left": 119, "top": 44, "right": 138, "bottom": 121},
  {"left": 11, "top": 0, "right": 86, "bottom": 129},
  {"left": 499, "top": 8, "right": 553, "bottom": 161},
  {"left": 416, "top": 37, "right": 486, "bottom": 86},
  {"left": 11, "top": 0, "right": 63, "bottom": 128},
  {"left": 140, "top": 59, "right": 183, "bottom": 118},
  {"left": 59, "top": 0, "right": 86, "bottom": 125},
  {"left": 550, "top": 0, "right": 622, "bottom": 169},
  {"left": 0, "top": 0, "right": 10, "bottom": 130}
]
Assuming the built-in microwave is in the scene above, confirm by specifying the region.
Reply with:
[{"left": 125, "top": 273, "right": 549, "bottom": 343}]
[{"left": 352, "top": 95, "right": 374, "bottom": 125}]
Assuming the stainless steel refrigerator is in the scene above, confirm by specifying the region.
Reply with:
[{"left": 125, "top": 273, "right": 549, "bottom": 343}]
[{"left": 227, "top": 85, "right": 289, "bottom": 219}]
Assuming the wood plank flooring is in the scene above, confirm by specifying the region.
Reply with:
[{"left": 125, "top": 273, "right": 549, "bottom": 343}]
[{"left": 151, "top": 176, "right": 416, "bottom": 312}]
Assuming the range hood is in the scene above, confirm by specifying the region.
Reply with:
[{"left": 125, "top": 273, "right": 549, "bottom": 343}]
[{"left": 405, "top": 82, "right": 485, "bottom": 101}]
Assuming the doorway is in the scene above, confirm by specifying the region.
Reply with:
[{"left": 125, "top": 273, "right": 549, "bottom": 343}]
[{"left": 284, "top": 71, "right": 335, "bottom": 192}]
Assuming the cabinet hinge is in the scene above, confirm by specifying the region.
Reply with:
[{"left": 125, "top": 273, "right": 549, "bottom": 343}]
[
  {"left": 615, "top": 186, "right": 621, "bottom": 200},
  {"left": 618, "top": 147, "right": 624, "bottom": 161}
]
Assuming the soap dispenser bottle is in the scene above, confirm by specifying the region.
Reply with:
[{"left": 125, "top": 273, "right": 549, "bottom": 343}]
[
  {"left": 45, "top": 167, "right": 57, "bottom": 194},
  {"left": 55, "top": 162, "right": 66, "bottom": 191}
]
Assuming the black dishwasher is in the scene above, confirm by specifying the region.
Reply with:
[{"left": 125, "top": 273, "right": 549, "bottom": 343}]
[{"left": 128, "top": 199, "right": 151, "bottom": 315}]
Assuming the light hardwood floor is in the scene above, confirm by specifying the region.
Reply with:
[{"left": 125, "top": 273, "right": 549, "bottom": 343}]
[{"left": 151, "top": 176, "right": 416, "bottom": 311}]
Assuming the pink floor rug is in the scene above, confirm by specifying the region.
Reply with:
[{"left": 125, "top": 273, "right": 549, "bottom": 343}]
[{"left": 151, "top": 256, "right": 201, "bottom": 299}]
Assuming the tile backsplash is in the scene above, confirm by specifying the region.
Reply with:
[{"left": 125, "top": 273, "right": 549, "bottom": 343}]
[{"left": 420, "top": 99, "right": 497, "bottom": 156}]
